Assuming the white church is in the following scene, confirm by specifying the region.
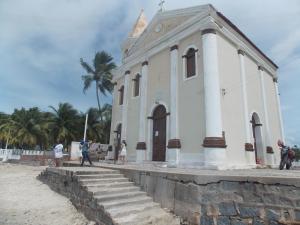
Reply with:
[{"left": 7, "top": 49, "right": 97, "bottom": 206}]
[{"left": 109, "top": 4, "right": 284, "bottom": 169}]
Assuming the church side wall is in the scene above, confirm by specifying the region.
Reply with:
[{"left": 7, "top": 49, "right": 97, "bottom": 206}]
[
  {"left": 110, "top": 78, "right": 124, "bottom": 146},
  {"left": 126, "top": 64, "right": 141, "bottom": 161},
  {"left": 146, "top": 48, "right": 171, "bottom": 160},
  {"left": 244, "top": 55, "right": 266, "bottom": 162},
  {"left": 177, "top": 31, "right": 206, "bottom": 164},
  {"left": 264, "top": 73, "right": 281, "bottom": 164},
  {"left": 217, "top": 35, "right": 247, "bottom": 167}
]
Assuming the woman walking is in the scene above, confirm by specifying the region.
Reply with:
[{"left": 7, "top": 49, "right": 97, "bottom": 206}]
[{"left": 119, "top": 140, "right": 127, "bottom": 164}]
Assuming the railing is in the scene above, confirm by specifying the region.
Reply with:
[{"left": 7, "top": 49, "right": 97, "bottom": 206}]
[{"left": 0, "top": 149, "right": 44, "bottom": 161}]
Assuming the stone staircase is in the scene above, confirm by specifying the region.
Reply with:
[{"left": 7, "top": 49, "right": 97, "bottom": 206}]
[{"left": 39, "top": 167, "right": 180, "bottom": 225}]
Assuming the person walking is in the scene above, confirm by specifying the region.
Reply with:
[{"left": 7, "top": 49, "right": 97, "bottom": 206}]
[
  {"left": 80, "top": 140, "right": 93, "bottom": 166},
  {"left": 53, "top": 143, "right": 63, "bottom": 167},
  {"left": 119, "top": 140, "right": 127, "bottom": 164}
]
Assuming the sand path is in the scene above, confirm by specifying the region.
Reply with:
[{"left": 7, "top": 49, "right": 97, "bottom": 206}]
[{"left": 0, "top": 163, "right": 90, "bottom": 225}]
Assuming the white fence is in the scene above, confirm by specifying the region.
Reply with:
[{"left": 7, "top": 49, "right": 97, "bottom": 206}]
[{"left": 0, "top": 149, "right": 44, "bottom": 161}]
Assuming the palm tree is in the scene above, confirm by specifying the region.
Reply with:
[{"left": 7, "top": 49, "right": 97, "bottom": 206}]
[
  {"left": 80, "top": 51, "right": 116, "bottom": 121},
  {"left": 0, "top": 108, "right": 48, "bottom": 149},
  {"left": 85, "top": 108, "right": 102, "bottom": 142},
  {"left": 48, "top": 103, "right": 82, "bottom": 148}
]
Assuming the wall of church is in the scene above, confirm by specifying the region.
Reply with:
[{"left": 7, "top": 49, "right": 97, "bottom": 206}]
[
  {"left": 264, "top": 72, "right": 281, "bottom": 164},
  {"left": 244, "top": 55, "right": 266, "bottom": 163},
  {"left": 126, "top": 64, "right": 141, "bottom": 161},
  {"left": 146, "top": 48, "right": 171, "bottom": 159},
  {"left": 110, "top": 77, "right": 124, "bottom": 146},
  {"left": 217, "top": 34, "right": 247, "bottom": 167},
  {"left": 177, "top": 31, "right": 206, "bottom": 164}
]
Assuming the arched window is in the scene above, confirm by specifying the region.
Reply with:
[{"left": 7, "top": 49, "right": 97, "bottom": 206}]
[
  {"left": 185, "top": 48, "right": 196, "bottom": 78},
  {"left": 132, "top": 74, "right": 140, "bottom": 97},
  {"left": 119, "top": 85, "right": 124, "bottom": 105}
]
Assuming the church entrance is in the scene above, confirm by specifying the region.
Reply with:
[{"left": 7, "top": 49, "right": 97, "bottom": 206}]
[
  {"left": 152, "top": 105, "right": 167, "bottom": 162},
  {"left": 251, "top": 113, "right": 264, "bottom": 164},
  {"left": 114, "top": 124, "right": 122, "bottom": 162}
]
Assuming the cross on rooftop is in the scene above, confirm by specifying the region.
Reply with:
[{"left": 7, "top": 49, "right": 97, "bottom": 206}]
[{"left": 158, "top": 0, "right": 165, "bottom": 12}]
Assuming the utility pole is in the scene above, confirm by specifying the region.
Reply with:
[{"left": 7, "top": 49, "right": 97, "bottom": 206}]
[{"left": 83, "top": 114, "right": 88, "bottom": 142}]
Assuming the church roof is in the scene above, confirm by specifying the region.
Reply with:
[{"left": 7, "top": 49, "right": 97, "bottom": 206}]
[{"left": 123, "top": 4, "right": 278, "bottom": 70}]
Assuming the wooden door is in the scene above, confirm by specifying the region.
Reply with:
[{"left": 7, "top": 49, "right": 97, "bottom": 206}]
[{"left": 152, "top": 105, "right": 167, "bottom": 161}]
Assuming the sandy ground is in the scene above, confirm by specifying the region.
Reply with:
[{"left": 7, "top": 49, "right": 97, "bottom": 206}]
[{"left": 0, "top": 163, "right": 91, "bottom": 225}]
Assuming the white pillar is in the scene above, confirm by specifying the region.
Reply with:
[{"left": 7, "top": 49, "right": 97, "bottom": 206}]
[
  {"left": 238, "top": 50, "right": 255, "bottom": 166},
  {"left": 202, "top": 29, "right": 227, "bottom": 169},
  {"left": 121, "top": 71, "right": 130, "bottom": 141},
  {"left": 167, "top": 45, "right": 181, "bottom": 167},
  {"left": 274, "top": 79, "right": 285, "bottom": 143},
  {"left": 259, "top": 67, "right": 275, "bottom": 166},
  {"left": 136, "top": 61, "right": 148, "bottom": 162}
]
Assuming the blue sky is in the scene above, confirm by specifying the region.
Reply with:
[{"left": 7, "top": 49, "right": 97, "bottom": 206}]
[{"left": 0, "top": 0, "right": 299, "bottom": 145}]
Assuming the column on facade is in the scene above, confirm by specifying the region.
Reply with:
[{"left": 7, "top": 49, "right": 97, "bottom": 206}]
[
  {"left": 258, "top": 66, "right": 275, "bottom": 165},
  {"left": 167, "top": 45, "right": 181, "bottom": 167},
  {"left": 273, "top": 78, "right": 285, "bottom": 143},
  {"left": 201, "top": 29, "right": 227, "bottom": 169},
  {"left": 121, "top": 70, "right": 130, "bottom": 142},
  {"left": 238, "top": 50, "right": 256, "bottom": 166},
  {"left": 136, "top": 61, "right": 148, "bottom": 162}
]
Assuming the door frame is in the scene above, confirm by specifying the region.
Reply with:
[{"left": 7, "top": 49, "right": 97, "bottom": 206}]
[{"left": 147, "top": 101, "right": 170, "bottom": 161}]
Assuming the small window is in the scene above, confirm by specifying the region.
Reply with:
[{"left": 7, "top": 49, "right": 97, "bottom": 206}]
[
  {"left": 119, "top": 85, "right": 124, "bottom": 105},
  {"left": 186, "top": 48, "right": 196, "bottom": 78},
  {"left": 133, "top": 74, "right": 140, "bottom": 97}
]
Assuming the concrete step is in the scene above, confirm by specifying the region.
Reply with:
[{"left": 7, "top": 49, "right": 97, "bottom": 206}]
[
  {"left": 80, "top": 177, "right": 128, "bottom": 184},
  {"left": 77, "top": 173, "right": 123, "bottom": 179},
  {"left": 83, "top": 181, "right": 135, "bottom": 188},
  {"left": 107, "top": 201, "right": 160, "bottom": 218},
  {"left": 101, "top": 195, "right": 153, "bottom": 210},
  {"left": 94, "top": 191, "right": 146, "bottom": 202},
  {"left": 75, "top": 170, "right": 119, "bottom": 175},
  {"left": 115, "top": 207, "right": 180, "bottom": 225},
  {"left": 88, "top": 186, "right": 140, "bottom": 196}
]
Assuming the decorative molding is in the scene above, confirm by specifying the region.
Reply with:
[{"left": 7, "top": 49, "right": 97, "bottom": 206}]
[
  {"left": 237, "top": 49, "right": 245, "bottom": 55},
  {"left": 142, "top": 61, "right": 148, "bottom": 66},
  {"left": 203, "top": 137, "right": 227, "bottom": 148},
  {"left": 170, "top": 45, "right": 178, "bottom": 51},
  {"left": 136, "top": 142, "right": 147, "bottom": 150},
  {"left": 266, "top": 146, "right": 274, "bottom": 154},
  {"left": 167, "top": 139, "right": 181, "bottom": 149},
  {"left": 245, "top": 143, "right": 254, "bottom": 152},
  {"left": 201, "top": 28, "right": 216, "bottom": 35},
  {"left": 273, "top": 77, "right": 278, "bottom": 83},
  {"left": 125, "top": 70, "right": 131, "bottom": 75}
]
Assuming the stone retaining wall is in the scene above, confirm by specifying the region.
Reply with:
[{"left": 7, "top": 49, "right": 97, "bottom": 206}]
[
  {"left": 116, "top": 169, "right": 300, "bottom": 225},
  {"left": 37, "top": 168, "right": 113, "bottom": 225}
]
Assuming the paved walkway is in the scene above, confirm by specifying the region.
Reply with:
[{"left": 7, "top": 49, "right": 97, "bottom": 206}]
[{"left": 65, "top": 161, "right": 300, "bottom": 187}]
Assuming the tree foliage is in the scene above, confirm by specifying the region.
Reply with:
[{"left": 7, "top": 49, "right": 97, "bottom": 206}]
[{"left": 0, "top": 103, "right": 112, "bottom": 150}]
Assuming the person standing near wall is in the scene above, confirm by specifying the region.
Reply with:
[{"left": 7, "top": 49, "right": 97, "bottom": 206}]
[
  {"left": 53, "top": 143, "right": 63, "bottom": 167},
  {"left": 80, "top": 140, "right": 93, "bottom": 166}
]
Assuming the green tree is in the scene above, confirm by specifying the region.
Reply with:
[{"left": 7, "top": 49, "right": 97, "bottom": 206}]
[
  {"left": 0, "top": 108, "right": 48, "bottom": 149},
  {"left": 48, "top": 103, "right": 82, "bottom": 148},
  {"left": 80, "top": 51, "right": 116, "bottom": 121}
]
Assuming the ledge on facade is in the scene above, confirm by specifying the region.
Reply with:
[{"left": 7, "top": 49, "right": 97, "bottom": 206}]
[
  {"left": 136, "top": 142, "right": 147, "bottom": 150},
  {"left": 167, "top": 139, "right": 181, "bottom": 149},
  {"left": 245, "top": 143, "right": 254, "bottom": 152},
  {"left": 266, "top": 146, "right": 274, "bottom": 154},
  {"left": 203, "top": 137, "right": 227, "bottom": 148}
]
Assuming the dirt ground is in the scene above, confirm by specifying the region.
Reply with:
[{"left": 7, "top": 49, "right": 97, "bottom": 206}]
[{"left": 0, "top": 162, "right": 91, "bottom": 225}]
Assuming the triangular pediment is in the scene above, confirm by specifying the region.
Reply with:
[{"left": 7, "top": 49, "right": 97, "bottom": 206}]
[{"left": 124, "top": 4, "right": 212, "bottom": 57}]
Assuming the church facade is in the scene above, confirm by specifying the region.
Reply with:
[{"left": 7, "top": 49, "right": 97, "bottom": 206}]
[{"left": 110, "top": 4, "right": 284, "bottom": 169}]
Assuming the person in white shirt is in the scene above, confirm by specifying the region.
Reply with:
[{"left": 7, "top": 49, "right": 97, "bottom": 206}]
[
  {"left": 119, "top": 140, "right": 127, "bottom": 164},
  {"left": 53, "top": 143, "right": 63, "bottom": 167}
]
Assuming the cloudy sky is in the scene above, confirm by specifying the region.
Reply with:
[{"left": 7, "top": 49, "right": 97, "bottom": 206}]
[{"left": 0, "top": 0, "right": 299, "bottom": 145}]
